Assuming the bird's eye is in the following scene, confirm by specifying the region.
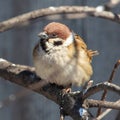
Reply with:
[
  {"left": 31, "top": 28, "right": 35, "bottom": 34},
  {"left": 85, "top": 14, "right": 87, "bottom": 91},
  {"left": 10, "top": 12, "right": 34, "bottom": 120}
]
[{"left": 51, "top": 33, "right": 57, "bottom": 38}]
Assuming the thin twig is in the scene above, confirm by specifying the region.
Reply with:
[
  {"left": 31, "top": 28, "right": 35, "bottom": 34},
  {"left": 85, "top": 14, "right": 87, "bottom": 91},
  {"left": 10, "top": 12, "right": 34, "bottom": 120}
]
[
  {"left": 0, "top": 6, "right": 120, "bottom": 32},
  {"left": 87, "top": 99, "right": 120, "bottom": 110},
  {"left": 96, "top": 100, "right": 120, "bottom": 120},
  {"left": 97, "top": 60, "right": 120, "bottom": 116},
  {"left": 82, "top": 82, "right": 120, "bottom": 100},
  {"left": 109, "top": 60, "right": 120, "bottom": 82}
]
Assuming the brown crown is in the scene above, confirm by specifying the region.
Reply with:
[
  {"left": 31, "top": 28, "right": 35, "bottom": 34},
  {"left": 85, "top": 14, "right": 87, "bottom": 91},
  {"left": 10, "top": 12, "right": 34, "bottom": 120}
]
[{"left": 44, "top": 22, "right": 71, "bottom": 40}]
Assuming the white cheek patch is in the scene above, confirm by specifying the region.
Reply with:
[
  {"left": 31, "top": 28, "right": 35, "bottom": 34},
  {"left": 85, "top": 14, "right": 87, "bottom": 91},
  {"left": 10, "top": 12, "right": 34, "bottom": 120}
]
[{"left": 63, "top": 33, "right": 74, "bottom": 46}]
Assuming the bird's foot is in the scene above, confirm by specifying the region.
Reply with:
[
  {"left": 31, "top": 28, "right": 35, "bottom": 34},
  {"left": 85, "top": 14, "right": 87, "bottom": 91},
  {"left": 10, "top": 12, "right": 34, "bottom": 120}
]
[
  {"left": 62, "top": 87, "right": 71, "bottom": 94},
  {"left": 62, "top": 83, "right": 72, "bottom": 94}
]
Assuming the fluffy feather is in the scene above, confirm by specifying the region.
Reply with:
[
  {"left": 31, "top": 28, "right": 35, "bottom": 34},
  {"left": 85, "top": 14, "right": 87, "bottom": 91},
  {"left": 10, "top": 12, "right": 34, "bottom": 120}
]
[{"left": 33, "top": 22, "right": 97, "bottom": 87}]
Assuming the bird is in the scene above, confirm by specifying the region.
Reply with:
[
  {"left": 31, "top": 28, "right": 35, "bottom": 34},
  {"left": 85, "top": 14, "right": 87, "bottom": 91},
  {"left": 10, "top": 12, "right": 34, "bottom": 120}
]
[{"left": 33, "top": 22, "right": 97, "bottom": 91}]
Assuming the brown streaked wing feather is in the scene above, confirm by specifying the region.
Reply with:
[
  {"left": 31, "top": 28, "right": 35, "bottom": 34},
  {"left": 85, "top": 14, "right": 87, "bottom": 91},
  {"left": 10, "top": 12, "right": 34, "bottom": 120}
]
[
  {"left": 74, "top": 34, "right": 87, "bottom": 49},
  {"left": 74, "top": 34, "right": 98, "bottom": 62}
]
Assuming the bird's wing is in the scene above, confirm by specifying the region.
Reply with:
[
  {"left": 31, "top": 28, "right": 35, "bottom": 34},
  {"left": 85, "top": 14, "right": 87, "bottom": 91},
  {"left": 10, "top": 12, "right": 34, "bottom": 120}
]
[{"left": 74, "top": 34, "right": 98, "bottom": 62}]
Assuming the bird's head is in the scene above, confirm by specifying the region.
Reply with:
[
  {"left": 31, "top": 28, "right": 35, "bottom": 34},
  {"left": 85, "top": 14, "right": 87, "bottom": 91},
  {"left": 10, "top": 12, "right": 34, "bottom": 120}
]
[{"left": 38, "top": 22, "right": 74, "bottom": 52}]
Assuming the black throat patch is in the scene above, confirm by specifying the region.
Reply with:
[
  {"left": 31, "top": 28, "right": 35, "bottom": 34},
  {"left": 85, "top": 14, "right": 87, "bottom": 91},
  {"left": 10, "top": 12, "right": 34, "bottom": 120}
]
[{"left": 40, "top": 39, "right": 48, "bottom": 52}]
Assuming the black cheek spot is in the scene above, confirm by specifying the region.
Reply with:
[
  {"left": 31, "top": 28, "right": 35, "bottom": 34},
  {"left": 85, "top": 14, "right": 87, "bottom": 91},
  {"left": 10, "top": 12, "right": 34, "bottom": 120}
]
[{"left": 54, "top": 41, "right": 63, "bottom": 46}]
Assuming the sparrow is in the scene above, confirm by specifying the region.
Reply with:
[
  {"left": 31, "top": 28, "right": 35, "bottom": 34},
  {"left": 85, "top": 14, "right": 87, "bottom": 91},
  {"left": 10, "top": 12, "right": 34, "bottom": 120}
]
[{"left": 33, "top": 22, "right": 97, "bottom": 89}]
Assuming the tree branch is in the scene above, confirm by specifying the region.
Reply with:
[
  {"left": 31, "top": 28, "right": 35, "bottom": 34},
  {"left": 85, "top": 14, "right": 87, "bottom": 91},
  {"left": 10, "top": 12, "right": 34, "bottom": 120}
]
[
  {"left": 97, "top": 60, "right": 120, "bottom": 116},
  {"left": 96, "top": 100, "right": 120, "bottom": 120},
  {"left": 0, "top": 6, "right": 120, "bottom": 32},
  {"left": 86, "top": 99, "right": 120, "bottom": 110},
  {"left": 82, "top": 82, "right": 120, "bottom": 100},
  {"left": 0, "top": 58, "right": 120, "bottom": 120},
  {"left": 0, "top": 58, "right": 92, "bottom": 120}
]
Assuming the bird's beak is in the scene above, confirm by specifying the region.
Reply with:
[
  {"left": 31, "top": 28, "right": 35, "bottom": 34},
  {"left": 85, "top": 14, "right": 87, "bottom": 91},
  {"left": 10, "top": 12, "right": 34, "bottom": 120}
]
[{"left": 38, "top": 32, "right": 49, "bottom": 40}]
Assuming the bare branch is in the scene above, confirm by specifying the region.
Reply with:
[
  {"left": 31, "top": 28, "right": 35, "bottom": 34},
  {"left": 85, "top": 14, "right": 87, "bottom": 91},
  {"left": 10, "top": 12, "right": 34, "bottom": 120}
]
[
  {"left": 86, "top": 99, "right": 120, "bottom": 110},
  {"left": 0, "top": 6, "right": 120, "bottom": 32},
  {"left": 0, "top": 58, "right": 93, "bottom": 120},
  {"left": 97, "top": 60, "right": 120, "bottom": 116},
  {"left": 82, "top": 82, "right": 120, "bottom": 100},
  {"left": 96, "top": 100, "right": 120, "bottom": 120},
  {"left": 0, "top": 58, "right": 120, "bottom": 119}
]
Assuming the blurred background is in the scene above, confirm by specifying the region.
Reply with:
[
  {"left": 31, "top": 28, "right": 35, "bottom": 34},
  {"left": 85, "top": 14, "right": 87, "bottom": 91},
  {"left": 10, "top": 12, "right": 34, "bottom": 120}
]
[{"left": 0, "top": 0, "right": 120, "bottom": 120}]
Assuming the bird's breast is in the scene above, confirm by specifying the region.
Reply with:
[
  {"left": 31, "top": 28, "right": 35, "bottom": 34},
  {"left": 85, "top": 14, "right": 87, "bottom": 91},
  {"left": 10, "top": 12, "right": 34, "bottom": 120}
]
[{"left": 33, "top": 45, "right": 93, "bottom": 86}]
